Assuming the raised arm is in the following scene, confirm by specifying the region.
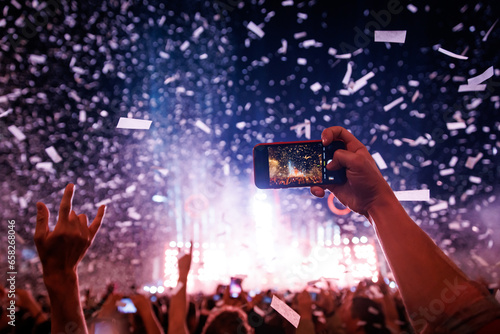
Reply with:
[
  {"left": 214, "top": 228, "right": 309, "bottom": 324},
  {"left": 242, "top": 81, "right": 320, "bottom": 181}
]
[
  {"left": 35, "top": 183, "right": 106, "bottom": 334},
  {"left": 168, "top": 243, "right": 192, "bottom": 334},
  {"left": 311, "top": 126, "right": 500, "bottom": 333}
]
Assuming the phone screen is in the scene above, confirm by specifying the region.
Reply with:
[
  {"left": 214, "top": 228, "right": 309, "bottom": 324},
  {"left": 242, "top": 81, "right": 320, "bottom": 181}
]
[
  {"left": 116, "top": 298, "right": 137, "bottom": 313},
  {"left": 253, "top": 140, "right": 346, "bottom": 189},
  {"left": 229, "top": 277, "right": 242, "bottom": 299}
]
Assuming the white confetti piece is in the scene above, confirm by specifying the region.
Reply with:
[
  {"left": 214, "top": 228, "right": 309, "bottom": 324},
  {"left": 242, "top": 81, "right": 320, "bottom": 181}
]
[
  {"left": 449, "top": 156, "right": 458, "bottom": 167},
  {"left": 297, "top": 58, "right": 307, "bottom": 65},
  {"left": 45, "top": 146, "right": 63, "bottom": 163},
  {"left": 28, "top": 54, "right": 47, "bottom": 64},
  {"left": 368, "top": 306, "right": 379, "bottom": 315},
  {"left": 96, "top": 198, "right": 112, "bottom": 207},
  {"left": 430, "top": 202, "right": 448, "bottom": 212},
  {"left": 247, "top": 21, "right": 265, "bottom": 38},
  {"left": 394, "top": 190, "right": 430, "bottom": 201},
  {"left": 294, "top": 31, "right": 307, "bottom": 39},
  {"left": 328, "top": 47, "right": 337, "bottom": 56},
  {"left": 342, "top": 62, "right": 353, "bottom": 86},
  {"left": 440, "top": 168, "right": 455, "bottom": 176},
  {"left": 407, "top": 4, "right": 418, "bottom": 13},
  {"left": 278, "top": 39, "right": 288, "bottom": 54},
  {"left": 282, "top": 0, "right": 294, "bottom": 6},
  {"left": 171, "top": 282, "right": 184, "bottom": 295},
  {"left": 290, "top": 119, "right": 311, "bottom": 139},
  {"left": 437, "top": 47, "right": 468, "bottom": 60},
  {"left": 452, "top": 23, "right": 464, "bottom": 32},
  {"left": 383, "top": 97, "right": 404, "bottom": 111},
  {"left": 371, "top": 152, "right": 387, "bottom": 170},
  {"left": 195, "top": 120, "right": 211, "bottom": 134},
  {"left": 469, "top": 176, "right": 482, "bottom": 184},
  {"left": 310, "top": 82, "right": 322, "bottom": 92},
  {"left": 192, "top": 26, "right": 204, "bottom": 39},
  {"left": 180, "top": 41, "right": 190, "bottom": 51},
  {"left": 236, "top": 121, "right": 246, "bottom": 130},
  {"left": 482, "top": 19, "right": 499, "bottom": 42},
  {"left": 374, "top": 30, "right": 407, "bottom": 43},
  {"left": 271, "top": 295, "right": 300, "bottom": 328},
  {"left": 0, "top": 109, "right": 13, "bottom": 118},
  {"left": 458, "top": 84, "right": 486, "bottom": 92},
  {"left": 116, "top": 117, "right": 152, "bottom": 130},
  {"left": 35, "top": 162, "right": 54, "bottom": 172},
  {"left": 8, "top": 125, "right": 26, "bottom": 141},
  {"left": 467, "top": 66, "right": 494, "bottom": 86},
  {"left": 335, "top": 53, "right": 351, "bottom": 59},
  {"left": 446, "top": 122, "right": 466, "bottom": 130},
  {"left": 408, "top": 80, "right": 420, "bottom": 87},
  {"left": 465, "top": 153, "right": 483, "bottom": 169}
]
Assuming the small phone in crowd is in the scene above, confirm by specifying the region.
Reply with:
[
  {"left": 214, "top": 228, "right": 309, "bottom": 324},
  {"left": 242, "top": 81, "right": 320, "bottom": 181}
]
[
  {"left": 116, "top": 297, "right": 137, "bottom": 313},
  {"left": 253, "top": 140, "right": 347, "bottom": 189},
  {"left": 229, "top": 277, "right": 243, "bottom": 299}
]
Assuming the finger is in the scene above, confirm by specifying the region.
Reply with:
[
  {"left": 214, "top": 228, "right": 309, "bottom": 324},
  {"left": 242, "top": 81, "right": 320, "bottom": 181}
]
[
  {"left": 34, "top": 202, "right": 49, "bottom": 244},
  {"left": 310, "top": 186, "right": 326, "bottom": 198},
  {"left": 89, "top": 205, "right": 106, "bottom": 240},
  {"left": 327, "top": 149, "right": 363, "bottom": 171},
  {"left": 322, "top": 127, "right": 365, "bottom": 152},
  {"left": 58, "top": 184, "right": 75, "bottom": 221},
  {"left": 78, "top": 213, "right": 89, "bottom": 231}
]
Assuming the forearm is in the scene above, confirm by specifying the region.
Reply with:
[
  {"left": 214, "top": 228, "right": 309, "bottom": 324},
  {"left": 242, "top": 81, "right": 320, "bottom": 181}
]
[
  {"left": 167, "top": 274, "right": 188, "bottom": 334},
  {"left": 367, "top": 193, "right": 488, "bottom": 329},
  {"left": 140, "top": 310, "right": 164, "bottom": 334},
  {"left": 43, "top": 272, "right": 88, "bottom": 334}
]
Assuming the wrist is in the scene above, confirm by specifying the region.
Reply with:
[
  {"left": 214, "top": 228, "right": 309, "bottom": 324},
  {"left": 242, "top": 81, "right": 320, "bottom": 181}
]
[
  {"left": 43, "top": 271, "right": 78, "bottom": 293},
  {"left": 366, "top": 190, "right": 400, "bottom": 223}
]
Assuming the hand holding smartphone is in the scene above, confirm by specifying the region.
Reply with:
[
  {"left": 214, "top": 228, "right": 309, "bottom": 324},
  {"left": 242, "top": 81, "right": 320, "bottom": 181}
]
[
  {"left": 253, "top": 140, "right": 347, "bottom": 189},
  {"left": 229, "top": 277, "right": 243, "bottom": 299},
  {"left": 116, "top": 297, "right": 137, "bottom": 313}
]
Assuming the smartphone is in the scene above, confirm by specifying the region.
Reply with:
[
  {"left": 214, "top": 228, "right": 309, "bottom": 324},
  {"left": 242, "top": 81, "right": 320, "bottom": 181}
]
[
  {"left": 116, "top": 297, "right": 137, "bottom": 313},
  {"left": 309, "top": 292, "right": 318, "bottom": 301},
  {"left": 229, "top": 277, "right": 242, "bottom": 299},
  {"left": 253, "top": 140, "right": 347, "bottom": 189}
]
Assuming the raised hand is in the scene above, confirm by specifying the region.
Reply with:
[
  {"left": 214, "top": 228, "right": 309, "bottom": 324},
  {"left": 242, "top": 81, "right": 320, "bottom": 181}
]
[
  {"left": 310, "top": 126, "right": 394, "bottom": 218},
  {"left": 34, "top": 183, "right": 106, "bottom": 277}
]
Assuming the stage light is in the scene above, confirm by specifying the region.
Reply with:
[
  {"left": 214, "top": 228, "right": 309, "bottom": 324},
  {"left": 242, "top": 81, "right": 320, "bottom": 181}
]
[
  {"left": 352, "top": 237, "right": 359, "bottom": 244},
  {"left": 194, "top": 242, "right": 200, "bottom": 248},
  {"left": 389, "top": 281, "right": 396, "bottom": 289},
  {"left": 157, "top": 286, "right": 165, "bottom": 293},
  {"left": 169, "top": 241, "right": 176, "bottom": 248},
  {"left": 143, "top": 286, "right": 150, "bottom": 292},
  {"left": 177, "top": 242, "right": 184, "bottom": 248},
  {"left": 150, "top": 286, "right": 157, "bottom": 294},
  {"left": 360, "top": 236, "right": 368, "bottom": 243},
  {"left": 343, "top": 238, "right": 350, "bottom": 245},
  {"left": 253, "top": 191, "right": 267, "bottom": 201}
]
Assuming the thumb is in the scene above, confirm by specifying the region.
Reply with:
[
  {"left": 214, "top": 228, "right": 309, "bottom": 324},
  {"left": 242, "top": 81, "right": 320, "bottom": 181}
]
[
  {"left": 327, "top": 149, "right": 360, "bottom": 171},
  {"left": 34, "top": 202, "right": 49, "bottom": 245}
]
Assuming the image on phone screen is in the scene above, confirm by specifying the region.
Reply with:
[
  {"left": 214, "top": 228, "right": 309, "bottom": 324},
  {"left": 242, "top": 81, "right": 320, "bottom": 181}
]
[
  {"left": 229, "top": 277, "right": 242, "bottom": 299},
  {"left": 253, "top": 140, "right": 346, "bottom": 189},
  {"left": 116, "top": 297, "right": 137, "bottom": 313},
  {"left": 268, "top": 143, "right": 322, "bottom": 186}
]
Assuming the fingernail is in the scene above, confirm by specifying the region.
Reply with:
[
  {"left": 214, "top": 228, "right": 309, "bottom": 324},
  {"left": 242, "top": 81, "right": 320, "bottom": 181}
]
[{"left": 36, "top": 202, "right": 42, "bottom": 211}]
